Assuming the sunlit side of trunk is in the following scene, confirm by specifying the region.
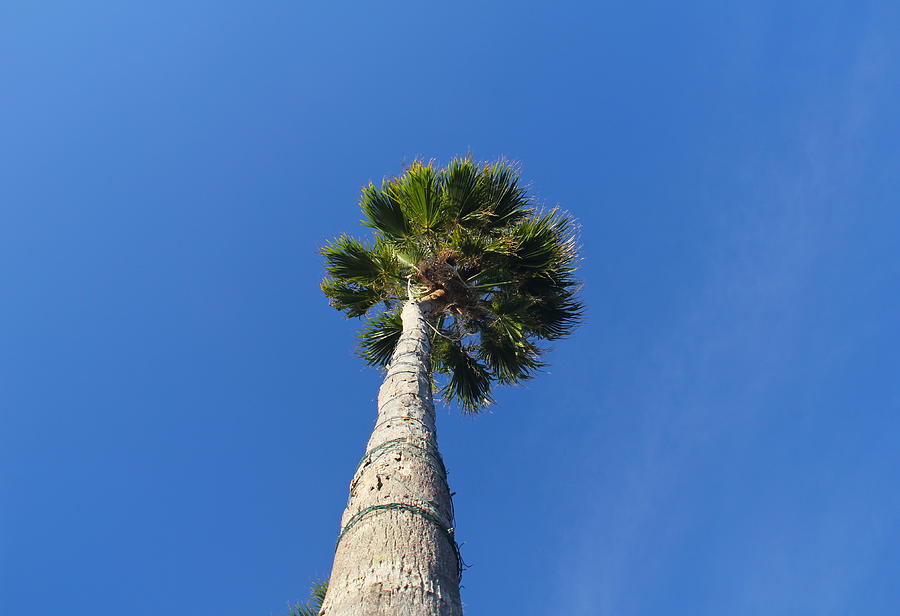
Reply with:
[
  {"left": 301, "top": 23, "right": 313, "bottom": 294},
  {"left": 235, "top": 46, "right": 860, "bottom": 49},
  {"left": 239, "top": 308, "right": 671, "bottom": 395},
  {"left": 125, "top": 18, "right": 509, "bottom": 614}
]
[{"left": 320, "top": 299, "right": 462, "bottom": 616}]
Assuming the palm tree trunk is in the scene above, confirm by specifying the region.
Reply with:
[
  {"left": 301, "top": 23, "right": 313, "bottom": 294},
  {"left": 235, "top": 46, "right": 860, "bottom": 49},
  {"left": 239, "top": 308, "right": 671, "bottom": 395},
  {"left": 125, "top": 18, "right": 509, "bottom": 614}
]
[{"left": 320, "top": 298, "right": 463, "bottom": 616}]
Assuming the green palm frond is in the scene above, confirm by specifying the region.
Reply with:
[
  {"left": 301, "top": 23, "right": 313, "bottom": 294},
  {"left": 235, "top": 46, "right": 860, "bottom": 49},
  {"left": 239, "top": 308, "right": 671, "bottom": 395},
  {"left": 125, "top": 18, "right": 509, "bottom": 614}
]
[
  {"left": 523, "top": 290, "right": 584, "bottom": 340},
  {"left": 320, "top": 279, "right": 382, "bottom": 317},
  {"left": 446, "top": 228, "right": 495, "bottom": 275},
  {"left": 505, "top": 209, "right": 578, "bottom": 275},
  {"left": 321, "top": 236, "right": 405, "bottom": 317},
  {"left": 321, "top": 235, "right": 384, "bottom": 284},
  {"left": 321, "top": 157, "right": 583, "bottom": 413},
  {"left": 288, "top": 580, "right": 327, "bottom": 616},
  {"left": 390, "top": 161, "right": 445, "bottom": 232},
  {"left": 391, "top": 237, "right": 429, "bottom": 270},
  {"left": 480, "top": 162, "right": 531, "bottom": 229},
  {"left": 442, "top": 157, "right": 483, "bottom": 222},
  {"left": 479, "top": 332, "right": 545, "bottom": 385},
  {"left": 361, "top": 183, "right": 410, "bottom": 239},
  {"left": 476, "top": 293, "right": 547, "bottom": 383},
  {"left": 359, "top": 309, "right": 403, "bottom": 366},
  {"left": 434, "top": 339, "right": 494, "bottom": 413}
]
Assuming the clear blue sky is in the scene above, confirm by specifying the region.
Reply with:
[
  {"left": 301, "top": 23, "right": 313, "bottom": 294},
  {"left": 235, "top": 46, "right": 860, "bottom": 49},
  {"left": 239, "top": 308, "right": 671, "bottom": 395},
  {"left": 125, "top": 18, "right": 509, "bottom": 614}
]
[{"left": 2, "top": 2, "right": 898, "bottom": 615}]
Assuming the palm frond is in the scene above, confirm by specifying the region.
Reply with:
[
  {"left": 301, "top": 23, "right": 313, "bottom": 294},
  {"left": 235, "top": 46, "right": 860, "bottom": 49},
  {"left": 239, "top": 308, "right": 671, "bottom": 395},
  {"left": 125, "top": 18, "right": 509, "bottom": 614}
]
[
  {"left": 389, "top": 162, "right": 445, "bottom": 232},
  {"left": 486, "top": 292, "right": 533, "bottom": 336},
  {"left": 435, "top": 340, "right": 494, "bottom": 413},
  {"left": 442, "top": 156, "right": 483, "bottom": 222},
  {"left": 480, "top": 162, "right": 531, "bottom": 230},
  {"left": 524, "top": 290, "right": 584, "bottom": 340},
  {"left": 288, "top": 580, "right": 327, "bottom": 616},
  {"left": 321, "top": 235, "right": 385, "bottom": 284},
  {"left": 391, "top": 237, "right": 430, "bottom": 270},
  {"left": 320, "top": 279, "right": 383, "bottom": 317},
  {"left": 479, "top": 332, "right": 545, "bottom": 384},
  {"left": 361, "top": 183, "right": 410, "bottom": 239},
  {"left": 475, "top": 293, "right": 546, "bottom": 383},
  {"left": 322, "top": 157, "right": 583, "bottom": 414},
  {"left": 505, "top": 209, "right": 577, "bottom": 275},
  {"left": 320, "top": 237, "right": 405, "bottom": 315},
  {"left": 359, "top": 309, "right": 403, "bottom": 366}
]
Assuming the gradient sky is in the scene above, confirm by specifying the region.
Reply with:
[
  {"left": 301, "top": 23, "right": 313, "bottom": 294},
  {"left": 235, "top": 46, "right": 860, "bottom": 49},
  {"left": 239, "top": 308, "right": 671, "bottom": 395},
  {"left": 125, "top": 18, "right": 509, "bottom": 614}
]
[{"left": 2, "top": 2, "right": 899, "bottom": 615}]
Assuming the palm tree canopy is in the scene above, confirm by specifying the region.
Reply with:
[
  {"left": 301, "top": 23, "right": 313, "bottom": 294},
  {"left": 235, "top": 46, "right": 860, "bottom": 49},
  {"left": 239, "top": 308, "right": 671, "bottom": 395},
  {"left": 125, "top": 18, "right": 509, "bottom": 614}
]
[{"left": 321, "top": 157, "right": 583, "bottom": 412}]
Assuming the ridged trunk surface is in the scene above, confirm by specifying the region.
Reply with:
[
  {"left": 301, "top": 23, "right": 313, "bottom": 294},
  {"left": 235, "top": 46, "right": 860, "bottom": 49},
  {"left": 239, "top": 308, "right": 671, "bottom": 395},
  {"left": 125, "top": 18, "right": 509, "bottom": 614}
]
[{"left": 320, "top": 299, "right": 462, "bottom": 616}]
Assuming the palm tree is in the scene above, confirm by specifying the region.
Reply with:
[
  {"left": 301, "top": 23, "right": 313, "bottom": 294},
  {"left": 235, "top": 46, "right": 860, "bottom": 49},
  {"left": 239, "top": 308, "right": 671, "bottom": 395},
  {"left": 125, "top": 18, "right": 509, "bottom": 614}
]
[
  {"left": 288, "top": 581, "right": 328, "bottom": 616},
  {"left": 318, "top": 157, "right": 582, "bottom": 616}
]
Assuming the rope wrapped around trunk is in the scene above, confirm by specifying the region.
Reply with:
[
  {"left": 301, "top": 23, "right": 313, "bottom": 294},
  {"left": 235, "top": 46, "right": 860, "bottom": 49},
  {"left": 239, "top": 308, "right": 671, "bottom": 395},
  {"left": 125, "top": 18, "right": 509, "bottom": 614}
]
[{"left": 334, "top": 502, "right": 465, "bottom": 582}]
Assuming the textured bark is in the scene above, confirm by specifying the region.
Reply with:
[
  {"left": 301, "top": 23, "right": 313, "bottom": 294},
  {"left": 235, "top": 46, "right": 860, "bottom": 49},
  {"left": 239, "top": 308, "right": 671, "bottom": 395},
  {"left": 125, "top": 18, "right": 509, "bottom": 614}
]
[{"left": 321, "top": 299, "right": 462, "bottom": 616}]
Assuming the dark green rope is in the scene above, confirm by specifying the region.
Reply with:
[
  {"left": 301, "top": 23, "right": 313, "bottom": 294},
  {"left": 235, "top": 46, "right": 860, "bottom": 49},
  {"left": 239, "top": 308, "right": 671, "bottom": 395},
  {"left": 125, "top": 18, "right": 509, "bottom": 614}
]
[
  {"left": 335, "top": 502, "right": 464, "bottom": 581},
  {"left": 352, "top": 437, "right": 447, "bottom": 481},
  {"left": 388, "top": 360, "right": 427, "bottom": 372},
  {"left": 377, "top": 392, "right": 436, "bottom": 418},
  {"left": 372, "top": 414, "right": 434, "bottom": 433},
  {"left": 385, "top": 369, "right": 420, "bottom": 377},
  {"left": 394, "top": 335, "right": 428, "bottom": 348}
]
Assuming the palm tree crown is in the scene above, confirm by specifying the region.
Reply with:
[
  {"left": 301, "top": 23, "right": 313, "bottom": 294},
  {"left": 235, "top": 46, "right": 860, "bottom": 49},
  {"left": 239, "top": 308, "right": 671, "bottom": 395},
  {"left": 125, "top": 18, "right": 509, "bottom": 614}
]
[{"left": 321, "top": 157, "right": 582, "bottom": 412}]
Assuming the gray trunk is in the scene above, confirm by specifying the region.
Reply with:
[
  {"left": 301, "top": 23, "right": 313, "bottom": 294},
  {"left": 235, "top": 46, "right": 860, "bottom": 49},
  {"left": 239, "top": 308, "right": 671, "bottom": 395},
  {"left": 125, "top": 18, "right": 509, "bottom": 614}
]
[{"left": 320, "top": 299, "right": 463, "bottom": 616}]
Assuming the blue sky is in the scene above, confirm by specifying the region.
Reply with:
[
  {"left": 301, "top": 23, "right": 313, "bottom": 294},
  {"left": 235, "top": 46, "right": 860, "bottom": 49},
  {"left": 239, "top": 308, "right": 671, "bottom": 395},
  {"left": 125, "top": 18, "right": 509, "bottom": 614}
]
[{"left": 2, "top": 2, "right": 898, "bottom": 615}]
